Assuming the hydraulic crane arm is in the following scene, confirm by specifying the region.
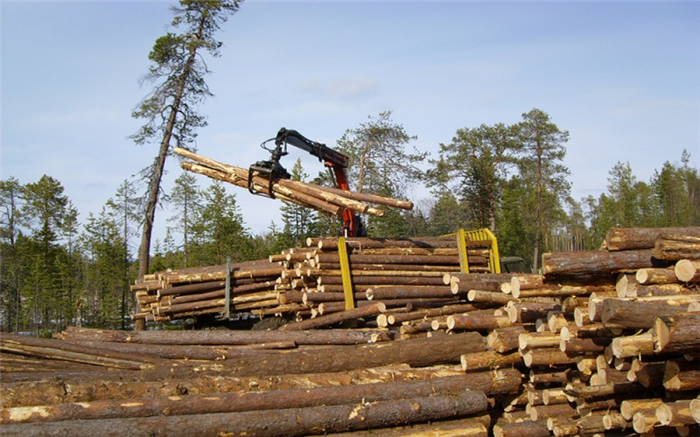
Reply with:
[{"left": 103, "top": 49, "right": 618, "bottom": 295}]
[{"left": 249, "top": 127, "right": 365, "bottom": 237}]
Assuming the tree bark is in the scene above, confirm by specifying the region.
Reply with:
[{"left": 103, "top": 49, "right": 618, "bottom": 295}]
[
  {"left": 279, "top": 302, "right": 386, "bottom": 331},
  {"left": 542, "top": 249, "right": 662, "bottom": 278},
  {"left": 601, "top": 298, "right": 688, "bottom": 329},
  {"left": 0, "top": 375, "right": 491, "bottom": 424},
  {"left": 652, "top": 313, "right": 700, "bottom": 353},
  {"left": 604, "top": 227, "right": 700, "bottom": 251},
  {"left": 0, "top": 390, "right": 488, "bottom": 437}
]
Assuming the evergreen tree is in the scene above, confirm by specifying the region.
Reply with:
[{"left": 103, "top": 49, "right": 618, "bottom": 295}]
[
  {"left": 80, "top": 207, "right": 124, "bottom": 328},
  {"left": 132, "top": 0, "right": 242, "bottom": 279},
  {"left": 106, "top": 180, "right": 140, "bottom": 327},
  {"left": 168, "top": 172, "right": 201, "bottom": 267},
  {"left": 20, "top": 175, "right": 70, "bottom": 333},
  {"left": 190, "top": 181, "right": 249, "bottom": 265},
  {"left": 427, "top": 123, "right": 519, "bottom": 231},
  {"left": 516, "top": 109, "right": 570, "bottom": 271},
  {"left": 278, "top": 159, "right": 315, "bottom": 247},
  {"left": 337, "top": 111, "right": 424, "bottom": 197},
  {"left": 0, "top": 177, "right": 24, "bottom": 331}
]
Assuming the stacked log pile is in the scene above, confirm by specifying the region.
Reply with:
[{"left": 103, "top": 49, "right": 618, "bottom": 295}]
[
  {"left": 131, "top": 259, "right": 285, "bottom": 323},
  {"left": 132, "top": 234, "right": 499, "bottom": 325},
  {"left": 3, "top": 226, "right": 700, "bottom": 436}
]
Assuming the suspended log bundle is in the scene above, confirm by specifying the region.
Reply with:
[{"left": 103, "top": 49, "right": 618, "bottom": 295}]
[
  {"left": 175, "top": 147, "right": 415, "bottom": 216},
  {"left": 3, "top": 226, "right": 700, "bottom": 435}
]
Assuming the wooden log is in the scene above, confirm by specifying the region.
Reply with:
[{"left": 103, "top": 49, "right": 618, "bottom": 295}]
[
  {"left": 632, "top": 411, "right": 660, "bottom": 433},
  {"left": 316, "top": 252, "right": 460, "bottom": 266},
  {"left": 542, "top": 249, "right": 660, "bottom": 278},
  {"left": 446, "top": 313, "right": 512, "bottom": 331},
  {"left": 0, "top": 389, "right": 488, "bottom": 437},
  {"left": 460, "top": 351, "right": 521, "bottom": 371},
  {"left": 560, "top": 337, "right": 608, "bottom": 354},
  {"left": 506, "top": 302, "right": 560, "bottom": 324},
  {"left": 690, "top": 399, "right": 700, "bottom": 424},
  {"left": 627, "top": 360, "right": 665, "bottom": 389},
  {"left": 621, "top": 398, "right": 665, "bottom": 420},
  {"left": 366, "top": 285, "right": 455, "bottom": 301},
  {"left": 493, "top": 420, "right": 550, "bottom": 437},
  {"left": 636, "top": 267, "right": 680, "bottom": 285},
  {"left": 529, "top": 368, "right": 569, "bottom": 385},
  {"left": 0, "top": 334, "right": 155, "bottom": 370},
  {"left": 604, "top": 227, "right": 700, "bottom": 251},
  {"left": 656, "top": 400, "right": 697, "bottom": 427},
  {"left": 177, "top": 148, "right": 383, "bottom": 216},
  {"left": 519, "top": 332, "right": 561, "bottom": 350},
  {"left": 447, "top": 273, "right": 514, "bottom": 293},
  {"left": 383, "top": 303, "right": 478, "bottom": 326},
  {"left": 0, "top": 375, "right": 491, "bottom": 424},
  {"left": 603, "top": 412, "right": 631, "bottom": 430},
  {"left": 565, "top": 381, "right": 642, "bottom": 399},
  {"left": 279, "top": 302, "right": 387, "bottom": 330},
  {"left": 2, "top": 365, "right": 521, "bottom": 408},
  {"left": 319, "top": 275, "right": 447, "bottom": 286},
  {"left": 601, "top": 298, "right": 689, "bottom": 329},
  {"left": 313, "top": 237, "right": 458, "bottom": 251},
  {"left": 653, "top": 313, "right": 700, "bottom": 353},
  {"left": 653, "top": 234, "right": 700, "bottom": 260},
  {"left": 466, "top": 289, "right": 515, "bottom": 304},
  {"left": 675, "top": 259, "right": 700, "bottom": 282},
  {"left": 340, "top": 415, "right": 490, "bottom": 437},
  {"left": 611, "top": 331, "right": 655, "bottom": 358},
  {"left": 487, "top": 325, "right": 530, "bottom": 353},
  {"left": 528, "top": 402, "right": 576, "bottom": 421},
  {"left": 522, "top": 348, "right": 577, "bottom": 367},
  {"left": 305, "top": 184, "right": 413, "bottom": 210},
  {"left": 664, "top": 360, "right": 700, "bottom": 391},
  {"left": 197, "top": 331, "right": 486, "bottom": 376}
]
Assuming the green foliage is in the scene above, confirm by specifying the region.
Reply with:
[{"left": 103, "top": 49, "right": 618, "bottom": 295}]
[
  {"left": 132, "top": 0, "right": 242, "bottom": 279},
  {"left": 189, "top": 181, "right": 250, "bottom": 265},
  {"left": 168, "top": 172, "right": 201, "bottom": 267},
  {"left": 278, "top": 159, "right": 317, "bottom": 248},
  {"left": 337, "top": 111, "right": 425, "bottom": 196},
  {"left": 427, "top": 123, "right": 519, "bottom": 231}
]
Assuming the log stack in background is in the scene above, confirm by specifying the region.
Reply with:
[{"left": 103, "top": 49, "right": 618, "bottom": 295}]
[
  {"left": 131, "top": 234, "right": 499, "bottom": 326},
  {"left": 3, "top": 226, "right": 700, "bottom": 436}
]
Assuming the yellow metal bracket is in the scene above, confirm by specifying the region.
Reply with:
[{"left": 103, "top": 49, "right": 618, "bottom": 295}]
[
  {"left": 337, "top": 236, "right": 356, "bottom": 310},
  {"left": 456, "top": 228, "right": 470, "bottom": 274}
]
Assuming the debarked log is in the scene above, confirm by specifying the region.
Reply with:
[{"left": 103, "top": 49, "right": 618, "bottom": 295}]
[
  {"left": 0, "top": 375, "right": 491, "bottom": 424},
  {"left": 56, "top": 327, "right": 391, "bottom": 345},
  {"left": 0, "top": 334, "right": 155, "bottom": 370},
  {"left": 0, "top": 389, "right": 488, "bottom": 437},
  {"left": 279, "top": 302, "right": 387, "bottom": 331},
  {"left": 202, "top": 331, "right": 486, "bottom": 376},
  {"left": 1, "top": 366, "right": 521, "bottom": 409}
]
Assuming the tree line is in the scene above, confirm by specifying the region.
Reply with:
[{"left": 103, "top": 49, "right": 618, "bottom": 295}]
[{"left": 2, "top": 108, "right": 698, "bottom": 334}]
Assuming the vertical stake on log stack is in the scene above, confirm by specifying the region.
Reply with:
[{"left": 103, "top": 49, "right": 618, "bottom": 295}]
[
  {"left": 338, "top": 237, "right": 356, "bottom": 310},
  {"left": 457, "top": 229, "right": 470, "bottom": 274},
  {"left": 224, "top": 257, "right": 231, "bottom": 319}
]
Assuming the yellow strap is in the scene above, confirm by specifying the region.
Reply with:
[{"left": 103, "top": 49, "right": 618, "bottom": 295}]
[
  {"left": 457, "top": 228, "right": 470, "bottom": 274},
  {"left": 338, "top": 236, "right": 355, "bottom": 310}
]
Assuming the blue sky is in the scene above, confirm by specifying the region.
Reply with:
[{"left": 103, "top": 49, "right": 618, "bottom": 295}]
[{"left": 2, "top": 1, "right": 699, "bottom": 244}]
